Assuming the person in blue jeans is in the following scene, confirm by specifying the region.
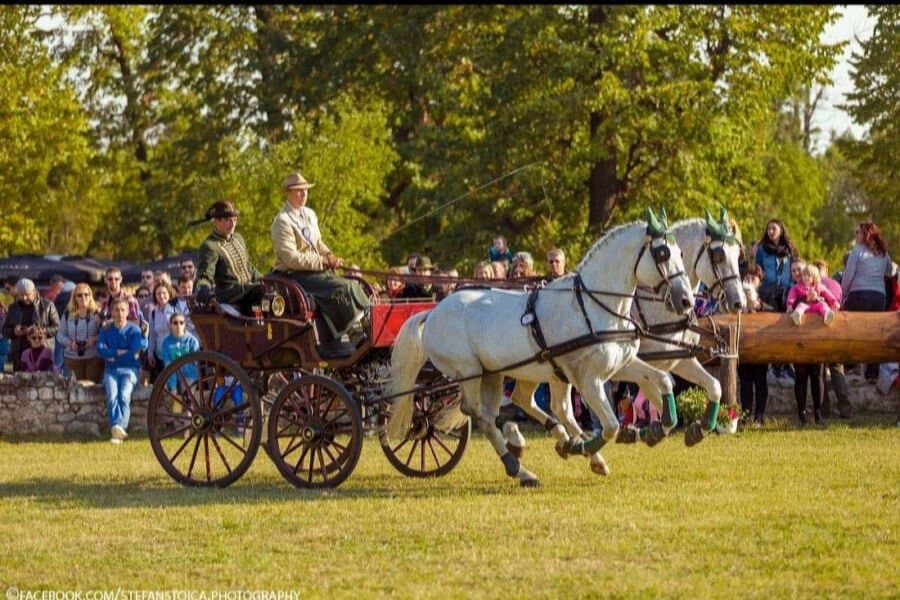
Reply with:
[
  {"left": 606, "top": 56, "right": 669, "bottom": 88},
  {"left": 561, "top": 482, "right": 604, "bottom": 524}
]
[{"left": 97, "top": 297, "right": 146, "bottom": 444}]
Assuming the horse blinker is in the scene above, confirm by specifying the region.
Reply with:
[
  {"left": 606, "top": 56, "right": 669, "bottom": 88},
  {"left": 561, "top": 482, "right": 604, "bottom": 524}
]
[
  {"left": 651, "top": 243, "right": 671, "bottom": 264},
  {"left": 710, "top": 245, "right": 726, "bottom": 265}
]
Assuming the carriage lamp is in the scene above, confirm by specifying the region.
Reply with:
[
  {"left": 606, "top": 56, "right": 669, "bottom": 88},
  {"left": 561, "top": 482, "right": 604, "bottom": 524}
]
[{"left": 261, "top": 292, "right": 287, "bottom": 317}]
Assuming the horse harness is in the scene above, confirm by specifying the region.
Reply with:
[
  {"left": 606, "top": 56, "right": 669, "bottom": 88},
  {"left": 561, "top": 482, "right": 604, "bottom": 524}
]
[{"left": 518, "top": 232, "right": 688, "bottom": 383}]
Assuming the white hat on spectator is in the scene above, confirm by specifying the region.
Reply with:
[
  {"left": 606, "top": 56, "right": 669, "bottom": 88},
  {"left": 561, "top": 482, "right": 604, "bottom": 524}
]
[{"left": 16, "top": 278, "right": 36, "bottom": 295}]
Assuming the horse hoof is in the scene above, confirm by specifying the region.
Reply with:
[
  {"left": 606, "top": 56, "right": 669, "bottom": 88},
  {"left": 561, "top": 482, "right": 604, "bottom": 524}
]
[
  {"left": 506, "top": 442, "right": 524, "bottom": 459},
  {"left": 643, "top": 422, "right": 666, "bottom": 447},
  {"left": 590, "top": 457, "right": 610, "bottom": 476},
  {"left": 520, "top": 477, "right": 541, "bottom": 488},
  {"left": 684, "top": 421, "right": 705, "bottom": 447},
  {"left": 615, "top": 427, "right": 638, "bottom": 444},
  {"left": 554, "top": 439, "right": 570, "bottom": 460}
]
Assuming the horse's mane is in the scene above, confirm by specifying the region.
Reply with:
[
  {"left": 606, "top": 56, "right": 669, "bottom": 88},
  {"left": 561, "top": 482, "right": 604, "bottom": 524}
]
[
  {"left": 670, "top": 215, "right": 743, "bottom": 246},
  {"left": 669, "top": 217, "right": 704, "bottom": 236},
  {"left": 539, "top": 220, "right": 644, "bottom": 291},
  {"left": 574, "top": 220, "right": 644, "bottom": 272}
]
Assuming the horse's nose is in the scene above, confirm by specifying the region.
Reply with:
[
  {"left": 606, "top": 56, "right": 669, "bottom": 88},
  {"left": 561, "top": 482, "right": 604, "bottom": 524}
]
[
  {"left": 681, "top": 296, "right": 693, "bottom": 310},
  {"left": 731, "top": 299, "right": 744, "bottom": 312}
]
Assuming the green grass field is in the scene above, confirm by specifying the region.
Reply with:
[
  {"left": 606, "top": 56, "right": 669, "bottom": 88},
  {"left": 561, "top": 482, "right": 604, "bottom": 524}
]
[{"left": 1, "top": 420, "right": 898, "bottom": 598}]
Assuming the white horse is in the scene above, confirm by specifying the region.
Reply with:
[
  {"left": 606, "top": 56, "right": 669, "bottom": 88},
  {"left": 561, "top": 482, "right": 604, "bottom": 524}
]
[
  {"left": 385, "top": 210, "right": 696, "bottom": 486},
  {"left": 503, "top": 209, "right": 747, "bottom": 472}
]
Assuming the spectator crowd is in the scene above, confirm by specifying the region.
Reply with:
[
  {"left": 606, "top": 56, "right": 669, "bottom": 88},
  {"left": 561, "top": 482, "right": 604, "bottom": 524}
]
[{"left": 1, "top": 200, "right": 898, "bottom": 442}]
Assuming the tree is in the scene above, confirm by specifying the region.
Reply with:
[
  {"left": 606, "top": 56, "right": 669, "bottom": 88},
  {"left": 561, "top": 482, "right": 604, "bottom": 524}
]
[
  {"left": 27, "top": 5, "right": 845, "bottom": 274},
  {"left": 843, "top": 5, "right": 900, "bottom": 245},
  {"left": 184, "top": 94, "right": 398, "bottom": 271},
  {"left": 0, "top": 6, "right": 102, "bottom": 255}
]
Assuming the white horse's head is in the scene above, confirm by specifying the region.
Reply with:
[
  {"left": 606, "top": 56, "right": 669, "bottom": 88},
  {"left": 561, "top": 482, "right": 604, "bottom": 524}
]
[
  {"left": 635, "top": 208, "right": 695, "bottom": 315},
  {"left": 692, "top": 208, "right": 746, "bottom": 313}
]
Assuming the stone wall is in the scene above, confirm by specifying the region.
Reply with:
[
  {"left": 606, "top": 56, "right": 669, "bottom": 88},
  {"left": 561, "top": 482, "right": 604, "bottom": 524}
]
[
  {"left": 0, "top": 370, "right": 896, "bottom": 438},
  {"left": 0, "top": 372, "right": 150, "bottom": 437},
  {"left": 761, "top": 373, "right": 897, "bottom": 414}
]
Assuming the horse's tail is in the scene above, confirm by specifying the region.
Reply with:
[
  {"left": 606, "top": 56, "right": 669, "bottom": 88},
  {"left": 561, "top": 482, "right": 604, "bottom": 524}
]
[{"left": 385, "top": 310, "right": 430, "bottom": 441}]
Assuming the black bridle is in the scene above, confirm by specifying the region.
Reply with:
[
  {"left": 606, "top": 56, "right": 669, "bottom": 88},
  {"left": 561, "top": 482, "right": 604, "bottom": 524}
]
[
  {"left": 692, "top": 238, "right": 741, "bottom": 305},
  {"left": 632, "top": 234, "right": 686, "bottom": 309}
]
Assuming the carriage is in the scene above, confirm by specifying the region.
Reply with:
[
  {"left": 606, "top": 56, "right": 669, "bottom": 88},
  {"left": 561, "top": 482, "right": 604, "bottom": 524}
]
[{"left": 146, "top": 273, "right": 470, "bottom": 489}]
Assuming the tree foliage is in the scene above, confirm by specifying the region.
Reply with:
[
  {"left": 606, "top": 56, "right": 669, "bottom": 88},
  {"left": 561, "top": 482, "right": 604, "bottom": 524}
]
[
  {"left": 2, "top": 5, "right": 877, "bottom": 279},
  {"left": 0, "top": 6, "right": 102, "bottom": 254},
  {"left": 842, "top": 5, "right": 900, "bottom": 246}
]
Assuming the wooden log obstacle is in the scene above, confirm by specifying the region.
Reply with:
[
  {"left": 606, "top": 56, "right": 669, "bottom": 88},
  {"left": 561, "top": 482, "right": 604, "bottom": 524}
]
[{"left": 707, "top": 311, "right": 900, "bottom": 364}]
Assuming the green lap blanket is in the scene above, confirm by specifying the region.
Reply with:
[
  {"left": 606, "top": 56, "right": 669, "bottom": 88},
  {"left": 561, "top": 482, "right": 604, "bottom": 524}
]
[{"left": 285, "top": 270, "right": 370, "bottom": 337}]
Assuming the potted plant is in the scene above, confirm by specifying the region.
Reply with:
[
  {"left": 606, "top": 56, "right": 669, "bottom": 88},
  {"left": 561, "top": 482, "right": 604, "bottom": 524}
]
[{"left": 675, "top": 386, "right": 739, "bottom": 433}]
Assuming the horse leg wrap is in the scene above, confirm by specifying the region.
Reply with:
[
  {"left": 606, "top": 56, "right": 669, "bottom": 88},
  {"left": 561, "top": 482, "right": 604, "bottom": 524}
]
[
  {"left": 662, "top": 392, "right": 678, "bottom": 428},
  {"left": 615, "top": 426, "right": 639, "bottom": 444},
  {"left": 684, "top": 421, "right": 705, "bottom": 447},
  {"left": 543, "top": 417, "right": 560, "bottom": 431},
  {"left": 641, "top": 421, "right": 666, "bottom": 447},
  {"left": 581, "top": 434, "right": 608, "bottom": 455},
  {"left": 703, "top": 401, "right": 720, "bottom": 433},
  {"left": 501, "top": 452, "right": 520, "bottom": 477}
]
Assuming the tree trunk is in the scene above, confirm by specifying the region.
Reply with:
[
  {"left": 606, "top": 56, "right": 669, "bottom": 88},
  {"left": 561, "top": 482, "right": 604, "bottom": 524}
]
[
  {"left": 587, "top": 112, "right": 619, "bottom": 235},
  {"left": 585, "top": 6, "right": 618, "bottom": 235},
  {"left": 254, "top": 5, "right": 286, "bottom": 143}
]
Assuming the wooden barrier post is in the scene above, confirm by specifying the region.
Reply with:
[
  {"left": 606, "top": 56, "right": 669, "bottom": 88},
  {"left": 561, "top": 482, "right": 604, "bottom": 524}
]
[{"left": 719, "top": 322, "right": 739, "bottom": 409}]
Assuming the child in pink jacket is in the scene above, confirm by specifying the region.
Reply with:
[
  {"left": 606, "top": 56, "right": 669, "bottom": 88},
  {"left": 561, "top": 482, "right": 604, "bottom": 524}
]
[{"left": 786, "top": 263, "right": 839, "bottom": 326}]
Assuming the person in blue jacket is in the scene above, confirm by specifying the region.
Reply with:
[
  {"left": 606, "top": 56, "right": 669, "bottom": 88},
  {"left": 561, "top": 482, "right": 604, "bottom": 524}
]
[
  {"left": 160, "top": 312, "right": 200, "bottom": 390},
  {"left": 753, "top": 218, "right": 797, "bottom": 312},
  {"left": 97, "top": 297, "right": 146, "bottom": 444},
  {"left": 752, "top": 218, "right": 798, "bottom": 383}
]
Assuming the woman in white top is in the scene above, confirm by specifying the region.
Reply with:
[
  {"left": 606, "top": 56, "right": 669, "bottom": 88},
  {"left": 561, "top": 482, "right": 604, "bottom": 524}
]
[
  {"left": 146, "top": 282, "right": 177, "bottom": 382},
  {"left": 841, "top": 220, "right": 892, "bottom": 381}
]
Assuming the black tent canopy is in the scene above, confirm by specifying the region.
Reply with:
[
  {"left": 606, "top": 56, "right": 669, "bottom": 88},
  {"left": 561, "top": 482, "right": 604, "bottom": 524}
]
[{"left": 0, "top": 254, "right": 106, "bottom": 285}]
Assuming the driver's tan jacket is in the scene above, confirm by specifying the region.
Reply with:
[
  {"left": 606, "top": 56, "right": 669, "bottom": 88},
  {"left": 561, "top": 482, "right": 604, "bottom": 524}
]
[{"left": 271, "top": 201, "right": 333, "bottom": 272}]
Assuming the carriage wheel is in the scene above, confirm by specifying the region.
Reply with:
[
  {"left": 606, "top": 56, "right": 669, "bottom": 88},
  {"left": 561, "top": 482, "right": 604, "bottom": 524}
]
[
  {"left": 267, "top": 374, "right": 363, "bottom": 489},
  {"left": 379, "top": 366, "right": 470, "bottom": 478},
  {"left": 147, "top": 351, "right": 261, "bottom": 488},
  {"left": 257, "top": 371, "right": 301, "bottom": 462}
]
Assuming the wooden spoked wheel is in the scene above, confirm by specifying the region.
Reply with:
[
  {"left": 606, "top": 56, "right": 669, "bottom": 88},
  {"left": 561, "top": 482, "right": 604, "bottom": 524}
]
[
  {"left": 379, "top": 365, "right": 470, "bottom": 478},
  {"left": 257, "top": 370, "right": 304, "bottom": 462},
  {"left": 147, "top": 351, "right": 261, "bottom": 488},
  {"left": 266, "top": 374, "right": 363, "bottom": 489}
]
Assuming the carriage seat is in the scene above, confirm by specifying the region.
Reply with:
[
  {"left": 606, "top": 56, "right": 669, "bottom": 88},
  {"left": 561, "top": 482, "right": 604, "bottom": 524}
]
[{"left": 261, "top": 274, "right": 317, "bottom": 320}]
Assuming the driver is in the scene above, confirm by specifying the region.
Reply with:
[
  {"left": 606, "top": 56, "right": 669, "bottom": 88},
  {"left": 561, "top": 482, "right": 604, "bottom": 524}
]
[
  {"left": 271, "top": 172, "right": 370, "bottom": 353},
  {"left": 194, "top": 200, "right": 265, "bottom": 315}
]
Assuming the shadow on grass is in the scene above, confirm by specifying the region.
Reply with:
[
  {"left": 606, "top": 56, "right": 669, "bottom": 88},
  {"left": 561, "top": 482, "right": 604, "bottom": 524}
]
[{"left": 0, "top": 471, "right": 520, "bottom": 509}]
